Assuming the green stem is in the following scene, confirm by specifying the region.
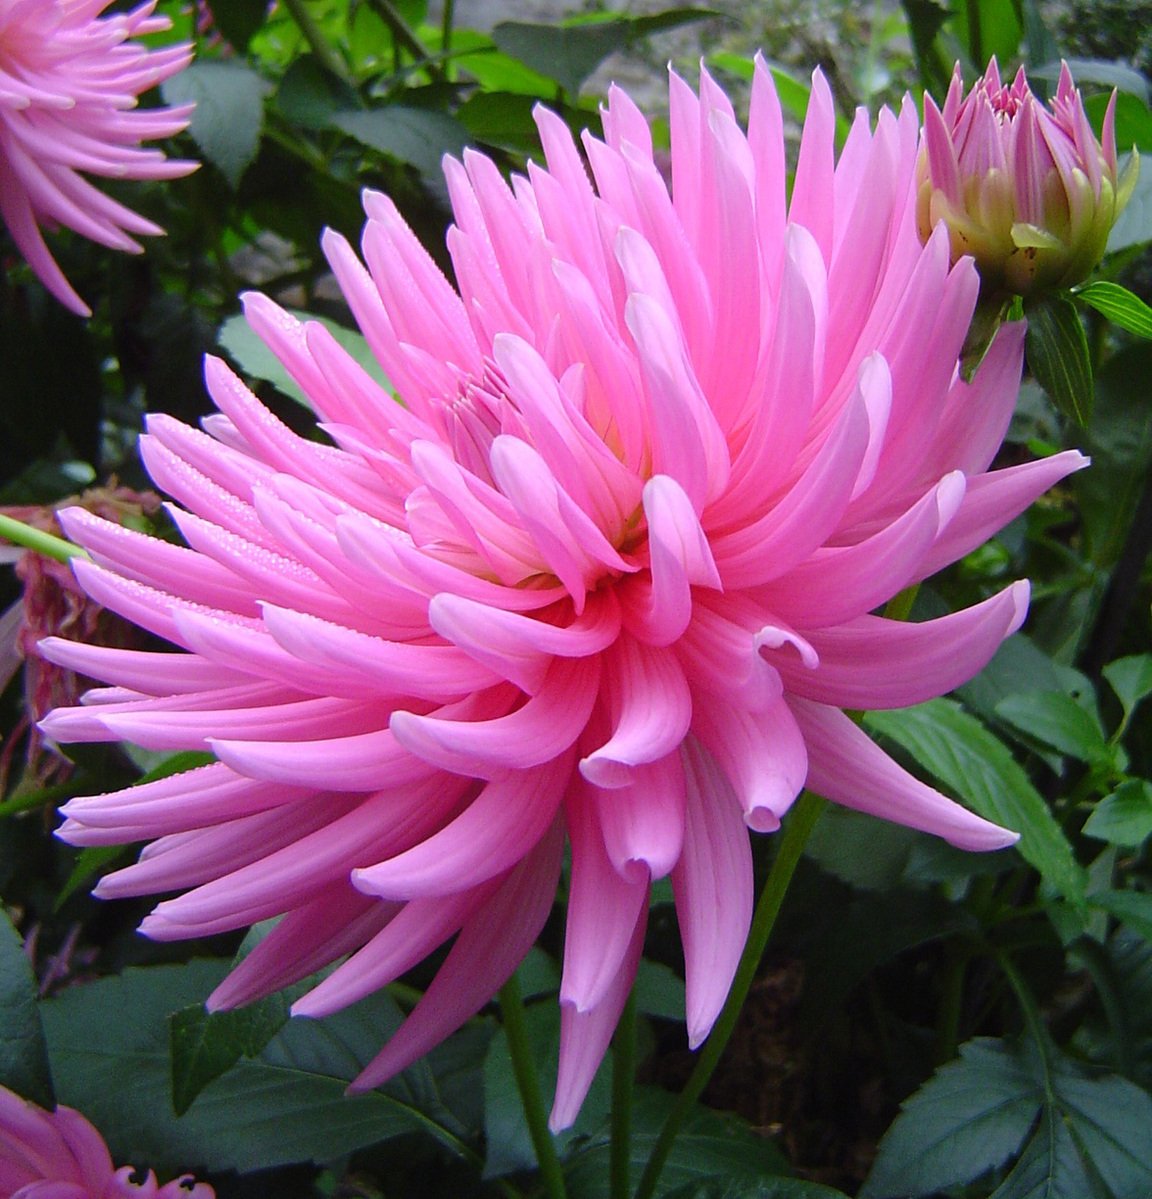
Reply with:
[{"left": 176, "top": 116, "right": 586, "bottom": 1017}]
[
  {"left": 363, "top": 0, "right": 445, "bottom": 80},
  {"left": 0, "top": 515, "right": 87, "bottom": 565},
  {"left": 279, "top": 0, "right": 351, "bottom": 82},
  {"left": 498, "top": 975, "right": 567, "bottom": 1199},
  {"left": 610, "top": 990, "right": 637, "bottom": 1199},
  {"left": 633, "top": 791, "right": 826, "bottom": 1199},
  {"left": 441, "top": 0, "right": 456, "bottom": 55}
]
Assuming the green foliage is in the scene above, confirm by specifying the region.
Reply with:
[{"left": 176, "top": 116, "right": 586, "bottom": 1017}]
[
  {"left": 866, "top": 700, "right": 1089, "bottom": 908},
  {"left": 41, "top": 961, "right": 483, "bottom": 1174},
  {"left": 863, "top": 1037, "right": 1152, "bottom": 1199},
  {"left": 564, "top": 1087, "right": 791, "bottom": 1199},
  {"left": 1025, "top": 294, "right": 1095, "bottom": 425},
  {"left": 0, "top": 911, "right": 54, "bottom": 1110}
]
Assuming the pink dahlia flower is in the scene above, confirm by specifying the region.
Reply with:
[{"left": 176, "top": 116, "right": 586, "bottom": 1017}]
[
  {"left": 44, "top": 63, "right": 1085, "bottom": 1128},
  {"left": 0, "top": 1083, "right": 212, "bottom": 1198},
  {"left": 0, "top": 0, "right": 196, "bottom": 316},
  {"left": 918, "top": 60, "right": 1138, "bottom": 298}
]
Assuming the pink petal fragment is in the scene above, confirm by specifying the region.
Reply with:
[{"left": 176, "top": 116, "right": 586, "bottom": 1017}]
[{"left": 792, "top": 698, "right": 1019, "bottom": 850}]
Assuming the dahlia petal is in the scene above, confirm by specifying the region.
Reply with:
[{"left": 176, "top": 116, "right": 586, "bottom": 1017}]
[
  {"left": 561, "top": 779, "right": 650, "bottom": 1011},
  {"left": 209, "top": 883, "right": 396, "bottom": 1010},
  {"left": 348, "top": 819, "right": 564, "bottom": 1092},
  {"left": 141, "top": 776, "right": 469, "bottom": 935},
  {"left": 389, "top": 656, "right": 598, "bottom": 778},
  {"left": 591, "top": 751, "right": 686, "bottom": 882},
  {"left": 915, "top": 451, "right": 1088, "bottom": 578},
  {"left": 259, "top": 603, "right": 502, "bottom": 701},
  {"left": 673, "top": 737, "right": 753, "bottom": 1047},
  {"left": 623, "top": 475, "right": 722, "bottom": 647},
  {"left": 352, "top": 754, "right": 569, "bottom": 900},
  {"left": 626, "top": 293, "right": 730, "bottom": 509},
  {"left": 580, "top": 636, "right": 692, "bottom": 788},
  {"left": 759, "top": 472, "right": 967, "bottom": 628},
  {"left": 790, "top": 70, "right": 836, "bottom": 261},
  {"left": 36, "top": 638, "right": 249, "bottom": 694},
  {"left": 692, "top": 696, "right": 807, "bottom": 831},
  {"left": 771, "top": 580, "right": 1029, "bottom": 709},
  {"left": 428, "top": 589, "right": 621, "bottom": 694},
  {"left": 550, "top": 903, "right": 646, "bottom": 1132},
  {"left": 792, "top": 698, "right": 1019, "bottom": 850},
  {"left": 292, "top": 880, "right": 500, "bottom": 1017}
]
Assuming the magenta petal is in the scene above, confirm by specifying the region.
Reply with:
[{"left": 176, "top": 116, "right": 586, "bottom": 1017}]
[
  {"left": 673, "top": 737, "right": 753, "bottom": 1047},
  {"left": 348, "top": 819, "right": 564, "bottom": 1092},
  {"left": 550, "top": 903, "right": 646, "bottom": 1131},
  {"left": 351, "top": 754, "right": 569, "bottom": 900},
  {"left": 561, "top": 779, "right": 650, "bottom": 1011},
  {"left": 792, "top": 698, "right": 1019, "bottom": 850}
]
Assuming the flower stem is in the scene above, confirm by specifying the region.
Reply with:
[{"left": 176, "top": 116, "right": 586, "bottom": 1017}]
[
  {"left": 279, "top": 0, "right": 351, "bottom": 83},
  {"left": 498, "top": 974, "right": 567, "bottom": 1199},
  {"left": 610, "top": 989, "right": 637, "bottom": 1199},
  {"left": 633, "top": 790, "right": 826, "bottom": 1199},
  {"left": 0, "top": 515, "right": 87, "bottom": 565},
  {"left": 363, "top": 0, "right": 446, "bottom": 81}
]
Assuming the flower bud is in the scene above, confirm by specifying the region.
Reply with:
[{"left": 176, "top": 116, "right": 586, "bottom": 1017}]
[{"left": 917, "top": 60, "right": 1138, "bottom": 299}]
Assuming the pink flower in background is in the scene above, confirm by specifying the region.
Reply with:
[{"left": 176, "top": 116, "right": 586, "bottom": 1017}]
[
  {"left": 0, "top": 0, "right": 197, "bottom": 316},
  {"left": 0, "top": 1084, "right": 212, "bottom": 1198},
  {"left": 44, "top": 63, "right": 1085, "bottom": 1128},
  {"left": 918, "top": 60, "right": 1137, "bottom": 298}
]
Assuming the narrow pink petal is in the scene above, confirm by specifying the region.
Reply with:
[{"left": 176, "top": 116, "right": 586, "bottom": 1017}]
[
  {"left": 36, "top": 638, "right": 249, "bottom": 695},
  {"left": 561, "top": 778, "right": 650, "bottom": 1011},
  {"left": 351, "top": 753, "right": 569, "bottom": 900},
  {"left": 348, "top": 819, "right": 564, "bottom": 1092},
  {"left": 692, "top": 696, "right": 807, "bottom": 831},
  {"left": 789, "top": 69, "right": 836, "bottom": 262},
  {"left": 580, "top": 636, "right": 691, "bottom": 788},
  {"left": 673, "top": 737, "right": 753, "bottom": 1047},
  {"left": 389, "top": 656, "right": 598, "bottom": 778},
  {"left": 550, "top": 903, "right": 646, "bottom": 1131},
  {"left": 915, "top": 451, "right": 1088, "bottom": 579},
  {"left": 591, "top": 750, "right": 686, "bottom": 882},
  {"left": 771, "top": 580, "right": 1029, "bottom": 709},
  {"left": 293, "top": 880, "right": 500, "bottom": 1017},
  {"left": 209, "top": 882, "right": 396, "bottom": 1010},
  {"left": 429, "top": 589, "right": 620, "bottom": 694},
  {"left": 792, "top": 698, "right": 1019, "bottom": 850},
  {"left": 758, "top": 472, "right": 966, "bottom": 628}
]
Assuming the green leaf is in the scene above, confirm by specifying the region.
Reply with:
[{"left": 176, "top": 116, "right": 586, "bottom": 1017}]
[
  {"left": 0, "top": 910, "right": 54, "bottom": 1109},
  {"left": 1025, "top": 294, "right": 1094, "bottom": 425},
  {"left": 275, "top": 56, "right": 360, "bottom": 130},
  {"left": 1103, "top": 654, "right": 1152, "bottom": 727},
  {"left": 994, "top": 690, "right": 1114, "bottom": 769},
  {"left": 482, "top": 997, "right": 610, "bottom": 1178},
  {"left": 1075, "top": 282, "right": 1152, "bottom": 339},
  {"left": 801, "top": 889, "right": 977, "bottom": 1027},
  {"left": 218, "top": 308, "right": 389, "bottom": 408},
  {"left": 1083, "top": 781, "right": 1152, "bottom": 847},
  {"left": 633, "top": 958, "right": 686, "bottom": 1021},
  {"left": 42, "top": 961, "right": 481, "bottom": 1174},
  {"left": 205, "top": 0, "right": 269, "bottom": 51},
  {"left": 863, "top": 1037, "right": 1152, "bottom": 1199},
  {"left": 565, "top": 1085, "right": 789, "bottom": 1198},
  {"left": 664, "top": 1180, "right": 850, "bottom": 1198},
  {"left": 951, "top": 0, "right": 1022, "bottom": 68},
  {"left": 1077, "top": 343, "right": 1152, "bottom": 566},
  {"left": 805, "top": 805, "right": 921, "bottom": 891},
  {"left": 169, "top": 993, "right": 289, "bottom": 1116},
  {"left": 865, "top": 700, "right": 1088, "bottom": 908},
  {"left": 56, "top": 844, "right": 130, "bottom": 909},
  {"left": 331, "top": 106, "right": 471, "bottom": 181},
  {"left": 1108, "top": 156, "right": 1152, "bottom": 251},
  {"left": 1091, "top": 890, "right": 1152, "bottom": 942},
  {"left": 1034, "top": 58, "right": 1150, "bottom": 102},
  {"left": 492, "top": 10, "right": 717, "bottom": 96},
  {"left": 161, "top": 60, "right": 272, "bottom": 189}
]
